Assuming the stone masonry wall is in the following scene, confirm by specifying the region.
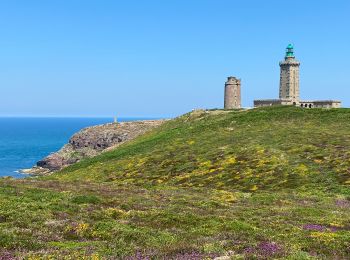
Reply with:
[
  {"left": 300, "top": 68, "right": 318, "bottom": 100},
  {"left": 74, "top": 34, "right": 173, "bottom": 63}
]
[{"left": 224, "top": 76, "right": 241, "bottom": 109}]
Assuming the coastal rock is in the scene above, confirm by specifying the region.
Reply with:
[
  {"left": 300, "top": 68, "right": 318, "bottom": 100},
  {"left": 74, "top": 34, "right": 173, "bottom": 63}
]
[
  {"left": 27, "top": 120, "right": 165, "bottom": 174},
  {"left": 37, "top": 144, "right": 78, "bottom": 170},
  {"left": 21, "top": 166, "right": 51, "bottom": 176}
]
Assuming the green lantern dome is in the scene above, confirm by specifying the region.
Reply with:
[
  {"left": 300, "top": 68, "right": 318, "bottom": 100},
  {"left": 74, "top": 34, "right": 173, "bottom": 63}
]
[{"left": 285, "top": 44, "right": 295, "bottom": 58}]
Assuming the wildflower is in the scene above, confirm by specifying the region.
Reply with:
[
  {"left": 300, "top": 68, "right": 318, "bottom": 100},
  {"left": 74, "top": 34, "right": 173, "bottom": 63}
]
[
  {"left": 335, "top": 199, "right": 350, "bottom": 208},
  {"left": 310, "top": 232, "right": 338, "bottom": 243},
  {"left": 105, "top": 208, "right": 129, "bottom": 218},
  {"left": 256, "top": 148, "right": 265, "bottom": 155},
  {"left": 329, "top": 222, "right": 343, "bottom": 228},
  {"left": 302, "top": 224, "right": 327, "bottom": 232},
  {"left": 329, "top": 222, "right": 344, "bottom": 231},
  {"left": 76, "top": 222, "right": 89, "bottom": 235},
  {"left": 258, "top": 242, "right": 282, "bottom": 256},
  {"left": 243, "top": 247, "right": 255, "bottom": 254},
  {"left": 250, "top": 185, "right": 258, "bottom": 191},
  {"left": 91, "top": 253, "right": 100, "bottom": 260},
  {"left": 212, "top": 190, "right": 237, "bottom": 203},
  {"left": 296, "top": 164, "right": 308, "bottom": 176},
  {"left": 199, "top": 160, "right": 212, "bottom": 168},
  {"left": 225, "top": 156, "right": 237, "bottom": 165},
  {"left": 0, "top": 251, "right": 16, "bottom": 260}
]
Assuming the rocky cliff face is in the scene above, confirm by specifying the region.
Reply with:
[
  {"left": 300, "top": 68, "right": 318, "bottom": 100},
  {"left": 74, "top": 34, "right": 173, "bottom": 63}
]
[{"left": 25, "top": 120, "right": 165, "bottom": 175}]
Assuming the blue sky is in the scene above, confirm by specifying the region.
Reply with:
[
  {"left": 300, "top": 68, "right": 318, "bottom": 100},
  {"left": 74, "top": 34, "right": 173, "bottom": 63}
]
[{"left": 0, "top": 0, "right": 349, "bottom": 117}]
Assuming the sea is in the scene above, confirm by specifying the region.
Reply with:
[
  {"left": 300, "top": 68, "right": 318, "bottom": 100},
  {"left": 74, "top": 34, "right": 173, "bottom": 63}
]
[{"left": 0, "top": 117, "right": 146, "bottom": 178}]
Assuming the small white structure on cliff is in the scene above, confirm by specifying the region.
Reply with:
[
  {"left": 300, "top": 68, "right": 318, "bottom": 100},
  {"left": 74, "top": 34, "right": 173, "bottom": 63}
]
[{"left": 254, "top": 44, "right": 341, "bottom": 108}]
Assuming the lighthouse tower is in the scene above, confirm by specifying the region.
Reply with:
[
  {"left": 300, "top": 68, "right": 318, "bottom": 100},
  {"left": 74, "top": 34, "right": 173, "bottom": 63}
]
[
  {"left": 224, "top": 76, "right": 241, "bottom": 109},
  {"left": 279, "top": 44, "right": 300, "bottom": 105}
]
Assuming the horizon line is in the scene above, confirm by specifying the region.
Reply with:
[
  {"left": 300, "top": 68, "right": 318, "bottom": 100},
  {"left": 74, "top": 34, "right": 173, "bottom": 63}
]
[{"left": 0, "top": 115, "right": 170, "bottom": 119}]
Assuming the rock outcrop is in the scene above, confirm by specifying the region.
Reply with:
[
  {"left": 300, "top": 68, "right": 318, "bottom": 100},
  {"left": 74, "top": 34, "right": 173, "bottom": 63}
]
[{"left": 25, "top": 120, "right": 165, "bottom": 175}]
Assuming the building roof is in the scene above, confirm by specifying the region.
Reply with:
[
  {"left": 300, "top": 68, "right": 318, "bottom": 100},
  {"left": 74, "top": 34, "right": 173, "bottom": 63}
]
[{"left": 300, "top": 100, "right": 341, "bottom": 103}]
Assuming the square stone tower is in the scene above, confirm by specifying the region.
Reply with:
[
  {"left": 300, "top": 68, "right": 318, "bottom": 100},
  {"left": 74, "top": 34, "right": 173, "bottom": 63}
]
[
  {"left": 224, "top": 76, "right": 241, "bottom": 109},
  {"left": 279, "top": 44, "right": 300, "bottom": 105}
]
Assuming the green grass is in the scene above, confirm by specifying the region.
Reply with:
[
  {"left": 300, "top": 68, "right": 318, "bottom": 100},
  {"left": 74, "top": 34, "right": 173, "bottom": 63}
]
[{"left": 1, "top": 106, "right": 350, "bottom": 259}]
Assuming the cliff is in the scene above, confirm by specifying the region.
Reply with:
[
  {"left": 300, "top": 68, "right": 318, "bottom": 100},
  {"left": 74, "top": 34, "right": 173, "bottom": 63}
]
[{"left": 25, "top": 120, "right": 165, "bottom": 175}]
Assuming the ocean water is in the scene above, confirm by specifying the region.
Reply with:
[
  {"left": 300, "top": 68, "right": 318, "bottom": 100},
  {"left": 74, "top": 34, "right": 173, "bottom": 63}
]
[{"left": 0, "top": 117, "right": 144, "bottom": 178}]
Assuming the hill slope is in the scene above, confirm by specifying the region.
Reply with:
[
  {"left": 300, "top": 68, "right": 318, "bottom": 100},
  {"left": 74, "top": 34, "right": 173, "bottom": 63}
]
[
  {"left": 53, "top": 106, "right": 350, "bottom": 190},
  {"left": 1, "top": 106, "right": 350, "bottom": 259}
]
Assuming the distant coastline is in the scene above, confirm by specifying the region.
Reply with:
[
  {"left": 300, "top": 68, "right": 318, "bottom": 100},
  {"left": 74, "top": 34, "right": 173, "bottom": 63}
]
[
  {"left": 0, "top": 117, "right": 158, "bottom": 178},
  {"left": 23, "top": 119, "right": 166, "bottom": 176}
]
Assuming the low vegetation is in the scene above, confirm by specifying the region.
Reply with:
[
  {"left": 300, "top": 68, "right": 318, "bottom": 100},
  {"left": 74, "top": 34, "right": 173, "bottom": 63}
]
[{"left": 1, "top": 106, "right": 350, "bottom": 259}]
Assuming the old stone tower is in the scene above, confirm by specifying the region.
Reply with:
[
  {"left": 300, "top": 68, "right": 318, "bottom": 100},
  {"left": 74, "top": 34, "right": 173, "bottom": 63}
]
[
  {"left": 224, "top": 76, "right": 241, "bottom": 109},
  {"left": 279, "top": 44, "right": 300, "bottom": 105}
]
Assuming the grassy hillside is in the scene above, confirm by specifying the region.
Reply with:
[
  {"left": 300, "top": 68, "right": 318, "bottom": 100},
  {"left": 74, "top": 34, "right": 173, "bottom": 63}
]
[{"left": 1, "top": 106, "right": 350, "bottom": 259}]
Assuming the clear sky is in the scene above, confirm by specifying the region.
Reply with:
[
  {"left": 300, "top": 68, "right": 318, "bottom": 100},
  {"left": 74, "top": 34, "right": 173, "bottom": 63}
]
[{"left": 0, "top": 0, "right": 349, "bottom": 117}]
